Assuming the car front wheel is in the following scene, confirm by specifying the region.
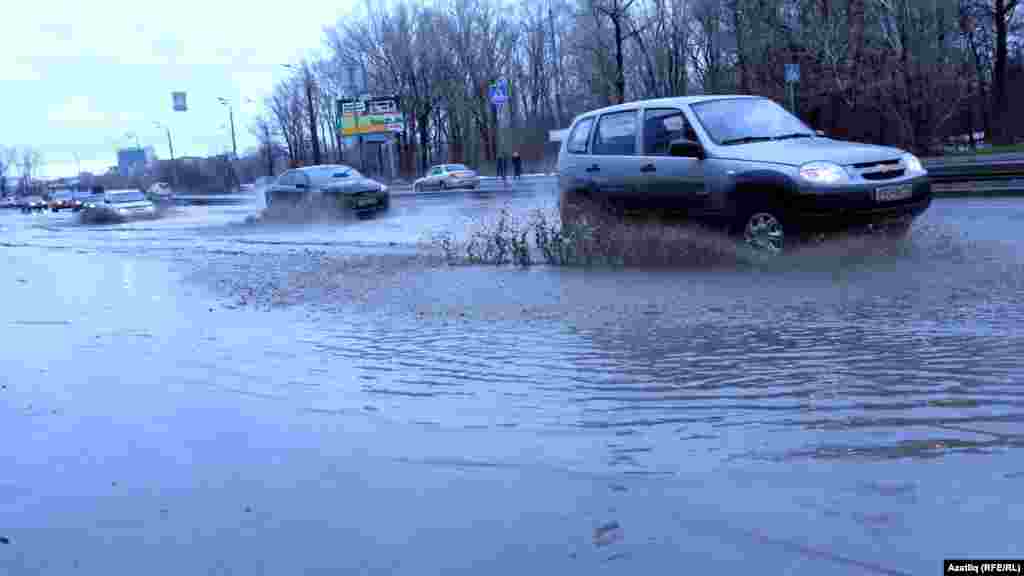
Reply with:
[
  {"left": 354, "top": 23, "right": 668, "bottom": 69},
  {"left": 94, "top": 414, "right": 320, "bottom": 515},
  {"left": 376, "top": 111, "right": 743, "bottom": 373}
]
[{"left": 740, "top": 210, "right": 786, "bottom": 255}]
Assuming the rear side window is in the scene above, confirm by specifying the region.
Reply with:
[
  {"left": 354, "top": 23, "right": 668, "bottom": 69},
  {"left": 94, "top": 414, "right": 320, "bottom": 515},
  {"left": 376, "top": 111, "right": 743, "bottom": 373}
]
[
  {"left": 567, "top": 118, "right": 595, "bottom": 154},
  {"left": 592, "top": 111, "right": 638, "bottom": 156},
  {"left": 643, "top": 108, "right": 699, "bottom": 155}
]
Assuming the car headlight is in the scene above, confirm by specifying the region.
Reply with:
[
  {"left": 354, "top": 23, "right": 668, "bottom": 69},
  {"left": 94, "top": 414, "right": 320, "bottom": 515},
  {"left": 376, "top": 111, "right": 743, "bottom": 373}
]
[
  {"left": 903, "top": 153, "right": 925, "bottom": 174},
  {"left": 379, "top": 184, "right": 388, "bottom": 193},
  {"left": 117, "top": 208, "right": 128, "bottom": 214},
  {"left": 799, "top": 161, "right": 848, "bottom": 185}
]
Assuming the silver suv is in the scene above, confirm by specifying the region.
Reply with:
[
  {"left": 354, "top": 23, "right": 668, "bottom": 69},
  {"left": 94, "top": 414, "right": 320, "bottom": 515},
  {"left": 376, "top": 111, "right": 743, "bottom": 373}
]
[{"left": 557, "top": 95, "right": 932, "bottom": 253}]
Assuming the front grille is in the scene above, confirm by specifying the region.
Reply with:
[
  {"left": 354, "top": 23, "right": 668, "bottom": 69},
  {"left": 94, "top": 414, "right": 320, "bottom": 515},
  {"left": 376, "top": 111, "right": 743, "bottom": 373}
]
[
  {"left": 853, "top": 159, "right": 905, "bottom": 181},
  {"left": 863, "top": 169, "right": 905, "bottom": 180}
]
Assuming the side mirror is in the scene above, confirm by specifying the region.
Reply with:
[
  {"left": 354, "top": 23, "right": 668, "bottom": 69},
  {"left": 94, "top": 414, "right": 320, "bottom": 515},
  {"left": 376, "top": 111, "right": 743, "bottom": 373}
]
[
  {"left": 669, "top": 139, "right": 705, "bottom": 159},
  {"left": 815, "top": 130, "right": 825, "bottom": 137}
]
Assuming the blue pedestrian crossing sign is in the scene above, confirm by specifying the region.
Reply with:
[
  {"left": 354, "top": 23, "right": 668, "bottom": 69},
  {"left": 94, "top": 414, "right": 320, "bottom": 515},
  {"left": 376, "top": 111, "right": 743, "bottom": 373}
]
[{"left": 489, "top": 79, "right": 508, "bottom": 105}]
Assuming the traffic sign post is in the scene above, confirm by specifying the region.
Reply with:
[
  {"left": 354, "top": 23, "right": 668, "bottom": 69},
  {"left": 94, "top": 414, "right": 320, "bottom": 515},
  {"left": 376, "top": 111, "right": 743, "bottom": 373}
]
[
  {"left": 490, "top": 79, "right": 508, "bottom": 172},
  {"left": 784, "top": 64, "right": 800, "bottom": 115}
]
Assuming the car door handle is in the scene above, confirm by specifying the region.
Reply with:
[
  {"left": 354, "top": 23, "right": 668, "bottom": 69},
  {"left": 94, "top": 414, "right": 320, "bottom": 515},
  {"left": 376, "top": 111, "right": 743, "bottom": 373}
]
[
  {"left": 585, "top": 164, "right": 600, "bottom": 173},
  {"left": 641, "top": 164, "right": 656, "bottom": 173}
]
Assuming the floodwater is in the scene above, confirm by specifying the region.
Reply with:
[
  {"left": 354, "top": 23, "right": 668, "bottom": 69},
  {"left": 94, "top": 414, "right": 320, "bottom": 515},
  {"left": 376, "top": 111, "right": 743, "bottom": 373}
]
[{"left": 2, "top": 181, "right": 1023, "bottom": 574}]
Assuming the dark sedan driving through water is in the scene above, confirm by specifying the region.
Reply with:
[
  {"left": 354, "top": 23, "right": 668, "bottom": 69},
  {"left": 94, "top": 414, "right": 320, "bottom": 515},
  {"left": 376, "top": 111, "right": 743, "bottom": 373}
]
[{"left": 264, "top": 164, "right": 390, "bottom": 218}]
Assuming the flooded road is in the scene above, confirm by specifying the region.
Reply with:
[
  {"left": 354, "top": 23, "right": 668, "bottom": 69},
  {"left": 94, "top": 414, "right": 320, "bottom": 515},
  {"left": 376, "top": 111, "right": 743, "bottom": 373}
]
[{"left": 2, "top": 183, "right": 1023, "bottom": 574}]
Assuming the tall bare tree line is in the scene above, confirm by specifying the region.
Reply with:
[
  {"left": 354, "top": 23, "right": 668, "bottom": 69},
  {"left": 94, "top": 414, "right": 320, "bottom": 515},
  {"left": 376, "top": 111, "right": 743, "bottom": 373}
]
[{"left": 255, "top": 0, "right": 1022, "bottom": 178}]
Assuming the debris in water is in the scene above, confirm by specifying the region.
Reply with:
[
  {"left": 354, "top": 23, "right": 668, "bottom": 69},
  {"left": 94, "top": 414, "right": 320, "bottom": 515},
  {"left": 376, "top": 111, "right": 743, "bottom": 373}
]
[
  {"left": 244, "top": 506, "right": 253, "bottom": 513},
  {"left": 593, "top": 521, "right": 623, "bottom": 547},
  {"left": 609, "top": 484, "right": 628, "bottom": 493},
  {"left": 0, "top": 536, "right": 9, "bottom": 544}
]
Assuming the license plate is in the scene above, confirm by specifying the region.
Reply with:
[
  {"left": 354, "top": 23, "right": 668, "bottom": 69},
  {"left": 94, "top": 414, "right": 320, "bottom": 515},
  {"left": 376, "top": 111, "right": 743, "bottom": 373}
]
[{"left": 874, "top": 184, "right": 913, "bottom": 202}]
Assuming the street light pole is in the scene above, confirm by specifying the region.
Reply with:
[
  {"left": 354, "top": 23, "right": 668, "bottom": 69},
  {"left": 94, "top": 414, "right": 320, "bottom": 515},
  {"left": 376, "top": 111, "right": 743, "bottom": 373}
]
[
  {"left": 154, "top": 121, "right": 177, "bottom": 188},
  {"left": 218, "top": 97, "right": 238, "bottom": 158}
]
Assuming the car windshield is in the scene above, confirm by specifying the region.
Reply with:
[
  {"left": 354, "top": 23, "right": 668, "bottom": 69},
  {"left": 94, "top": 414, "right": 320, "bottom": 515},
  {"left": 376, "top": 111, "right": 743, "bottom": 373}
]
[
  {"left": 108, "top": 191, "right": 146, "bottom": 203},
  {"left": 329, "top": 167, "right": 361, "bottom": 179},
  {"left": 691, "top": 98, "right": 813, "bottom": 145}
]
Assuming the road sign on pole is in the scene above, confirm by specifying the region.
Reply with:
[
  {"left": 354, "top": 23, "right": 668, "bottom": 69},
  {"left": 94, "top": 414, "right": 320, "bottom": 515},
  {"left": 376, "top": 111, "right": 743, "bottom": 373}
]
[
  {"left": 784, "top": 64, "right": 800, "bottom": 115},
  {"left": 785, "top": 64, "right": 800, "bottom": 84},
  {"left": 489, "top": 78, "right": 508, "bottom": 105}
]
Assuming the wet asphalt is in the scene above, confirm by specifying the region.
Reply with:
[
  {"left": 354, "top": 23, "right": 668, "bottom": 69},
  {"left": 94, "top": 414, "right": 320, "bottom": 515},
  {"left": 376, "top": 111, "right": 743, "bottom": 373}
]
[{"left": 2, "top": 180, "right": 1023, "bottom": 574}]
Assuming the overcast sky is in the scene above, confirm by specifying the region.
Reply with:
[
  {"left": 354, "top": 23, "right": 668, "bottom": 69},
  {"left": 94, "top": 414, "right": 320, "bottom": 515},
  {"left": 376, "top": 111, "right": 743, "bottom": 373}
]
[{"left": 1, "top": 0, "right": 359, "bottom": 178}]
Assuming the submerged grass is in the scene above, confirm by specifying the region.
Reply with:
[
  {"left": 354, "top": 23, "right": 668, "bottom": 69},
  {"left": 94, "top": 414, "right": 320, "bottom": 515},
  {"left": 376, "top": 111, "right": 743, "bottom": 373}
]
[{"left": 430, "top": 198, "right": 747, "bottom": 268}]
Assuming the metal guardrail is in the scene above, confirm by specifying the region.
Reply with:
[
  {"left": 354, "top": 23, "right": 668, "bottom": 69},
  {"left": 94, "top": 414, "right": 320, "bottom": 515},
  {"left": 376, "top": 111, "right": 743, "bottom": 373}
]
[{"left": 924, "top": 161, "right": 1024, "bottom": 185}]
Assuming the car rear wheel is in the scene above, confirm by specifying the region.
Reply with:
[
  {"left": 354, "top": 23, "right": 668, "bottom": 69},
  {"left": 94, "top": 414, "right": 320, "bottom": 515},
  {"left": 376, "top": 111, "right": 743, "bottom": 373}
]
[
  {"left": 440, "top": 180, "right": 448, "bottom": 191},
  {"left": 414, "top": 182, "right": 422, "bottom": 193}
]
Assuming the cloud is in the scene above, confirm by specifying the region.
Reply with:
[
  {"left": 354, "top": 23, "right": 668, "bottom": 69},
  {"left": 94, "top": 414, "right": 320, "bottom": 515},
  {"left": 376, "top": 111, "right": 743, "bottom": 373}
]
[{"left": 48, "top": 96, "right": 108, "bottom": 127}]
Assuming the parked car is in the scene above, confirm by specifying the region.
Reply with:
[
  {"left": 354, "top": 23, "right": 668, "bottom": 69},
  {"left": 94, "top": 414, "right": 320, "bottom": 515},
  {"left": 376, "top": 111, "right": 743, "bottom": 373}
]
[
  {"left": 47, "top": 189, "right": 76, "bottom": 212},
  {"left": 557, "top": 95, "right": 933, "bottom": 254},
  {"left": 20, "top": 196, "right": 47, "bottom": 213},
  {"left": 0, "top": 196, "right": 17, "bottom": 209},
  {"left": 413, "top": 164, "right": 480, "bottom": 192},
  {"left": 264, "top": 164, "right": 389, "bottom": 217},
  {"left": 80, "top": 189, "right": 157, "bottom": 222}
]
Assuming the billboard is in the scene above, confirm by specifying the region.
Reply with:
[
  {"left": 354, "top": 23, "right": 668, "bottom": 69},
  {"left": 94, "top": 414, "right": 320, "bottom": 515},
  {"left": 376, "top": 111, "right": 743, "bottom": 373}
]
[
  {"left": 172, "top": 91, "right": 187, "bottom": 111},
  {"left": 338, "top": 97, "right": 404, "bottom": 136}
]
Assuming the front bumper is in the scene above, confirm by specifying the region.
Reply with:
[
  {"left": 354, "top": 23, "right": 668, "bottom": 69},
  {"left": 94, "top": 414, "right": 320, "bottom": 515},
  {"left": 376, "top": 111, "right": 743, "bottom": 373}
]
[
  {"left": 448, "top": 177, "right": 479, "bottom": 188},
  {"left": 789, "top": 176, "right": 932, "bottom": 230}
]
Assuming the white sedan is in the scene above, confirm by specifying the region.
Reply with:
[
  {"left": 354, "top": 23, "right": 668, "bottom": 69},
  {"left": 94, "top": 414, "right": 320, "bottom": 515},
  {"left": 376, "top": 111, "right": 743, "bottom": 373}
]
[{"left": 413, "top": 164, "right": 480, "bottom": 192}]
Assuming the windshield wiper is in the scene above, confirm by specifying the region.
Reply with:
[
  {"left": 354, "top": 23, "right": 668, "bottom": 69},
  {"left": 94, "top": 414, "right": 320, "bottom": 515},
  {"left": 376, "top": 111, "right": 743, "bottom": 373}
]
[
  {"left": 773, "top": 132, "right": 814, "bottom": 141},
  {"left": 720, "top": 136, "right": 774, "bottom": 145}
]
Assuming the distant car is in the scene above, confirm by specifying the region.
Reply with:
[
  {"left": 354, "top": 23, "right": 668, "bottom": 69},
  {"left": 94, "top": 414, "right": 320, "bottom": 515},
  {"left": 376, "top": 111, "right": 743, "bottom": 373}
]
[
  {"left": 81, "top": 190, "right": 157, "bottom": 222},
  {"left": 264, "top": 164, "right": 390, "bottom": 217},
  {"left": 0, "top": 196, "right": 17, "bottom": 209},
  {"left": 72, "top": 188, "right": 101, "bottom": 212},
  {"left": 145, "top": 182, "right": 175, "bottom": 207},
  {"left": 413, "top": 164, "right": 480, "bottom": 192},
  {"left": 20, "top": 196, "right": 46, "bottom": 213},
  {"left": 47, "top": 189, "right": 76, "bottom": 212}
]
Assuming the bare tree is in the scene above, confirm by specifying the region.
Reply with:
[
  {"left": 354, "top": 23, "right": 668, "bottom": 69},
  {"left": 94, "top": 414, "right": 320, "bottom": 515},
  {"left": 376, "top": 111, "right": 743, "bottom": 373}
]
[
  {"left": 19, "top": 148, "right": 43, "bottom": 193},
  {"left": 249, "top": 115, "right": 279, "bottom": 177},
  {"left": 0, "top": 146, "right": 16, "bottom": 196}
]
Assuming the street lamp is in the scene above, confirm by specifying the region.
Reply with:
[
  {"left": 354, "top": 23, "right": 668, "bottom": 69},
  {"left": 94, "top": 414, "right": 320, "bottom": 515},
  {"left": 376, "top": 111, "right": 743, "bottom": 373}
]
[
  {"left": 154, "top": 121, "right": 177, "bottom": 188},
  {"left": 283, "top": 62, "right": 321, "bottom": 165},
  {"left": 217, "top": 97, "right": 238, "bottom": 159}
]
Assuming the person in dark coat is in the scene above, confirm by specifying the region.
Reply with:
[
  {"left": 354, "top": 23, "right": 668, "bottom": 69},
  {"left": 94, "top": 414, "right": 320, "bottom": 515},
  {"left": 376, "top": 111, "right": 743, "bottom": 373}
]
[
  {"left": 512, "top": 152, "right": 522, "bottom": 180},
  {"left": 497, "top": 155, "right": 506, "bottom": 181}
]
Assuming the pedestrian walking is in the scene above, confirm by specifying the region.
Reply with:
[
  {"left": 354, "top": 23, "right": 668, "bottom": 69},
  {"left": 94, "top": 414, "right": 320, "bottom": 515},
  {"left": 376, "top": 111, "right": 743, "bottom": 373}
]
[
  {"left": 512, "top": 152, "right": 522, "bottom": 180},
  {"left": 497, "top": 155, "right": 506, "bottom": 182}
]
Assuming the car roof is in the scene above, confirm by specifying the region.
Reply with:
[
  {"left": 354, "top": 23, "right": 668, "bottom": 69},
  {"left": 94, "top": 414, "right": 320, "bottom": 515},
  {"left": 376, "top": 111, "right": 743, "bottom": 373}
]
[
  {"left": 573, "top": 94, "right": 763, "bottom": 121},
  {"left": 296, "top": 164, "right": 355, "bottom": 173}
]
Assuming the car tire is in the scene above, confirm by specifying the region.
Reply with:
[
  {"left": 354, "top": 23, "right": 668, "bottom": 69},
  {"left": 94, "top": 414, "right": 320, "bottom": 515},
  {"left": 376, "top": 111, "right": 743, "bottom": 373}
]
[
  {"left": 414, "top": 182, "right": 421, "bottom": 193},
  {"left": 735, "top": 205, "right": 788, "bottom": 255},
  {"left": 881, "top": 219, "right": 913, "bottom": 238},
  {"left": 440, "top": 180, "right": 448, "bottom": 191}
]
